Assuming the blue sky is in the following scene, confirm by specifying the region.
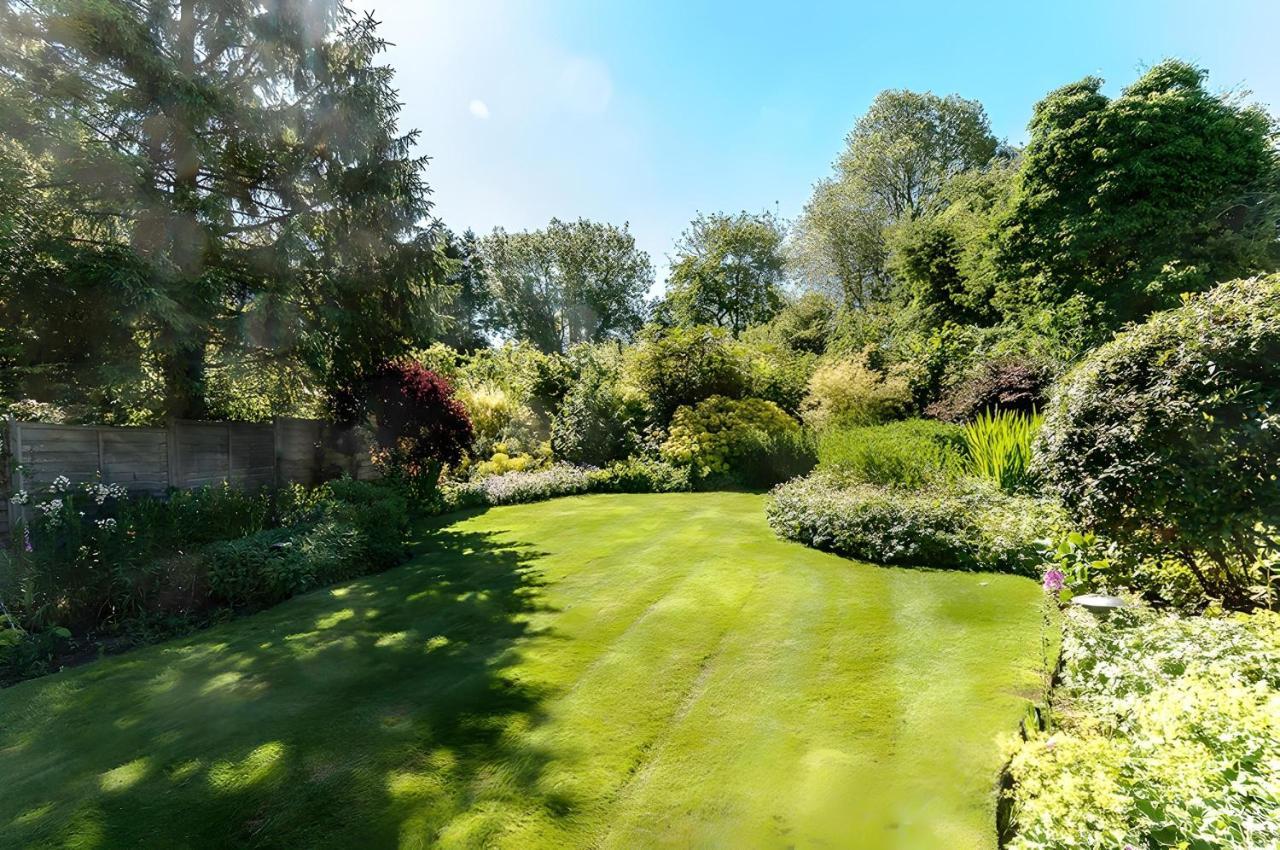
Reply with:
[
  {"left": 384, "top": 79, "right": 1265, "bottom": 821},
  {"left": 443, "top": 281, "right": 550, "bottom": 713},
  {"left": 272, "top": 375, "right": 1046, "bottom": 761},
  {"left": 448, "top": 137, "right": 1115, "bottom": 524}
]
[{"left": 350, "top": 0, "right": 1280, "bottom": 285}]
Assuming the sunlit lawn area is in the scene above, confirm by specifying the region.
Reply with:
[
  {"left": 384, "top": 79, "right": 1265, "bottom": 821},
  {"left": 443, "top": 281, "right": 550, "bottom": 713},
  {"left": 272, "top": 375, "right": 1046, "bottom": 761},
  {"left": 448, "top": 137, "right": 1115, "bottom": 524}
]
[{"left": 0, "top": 492, "right": 1043, "bottom": 849}]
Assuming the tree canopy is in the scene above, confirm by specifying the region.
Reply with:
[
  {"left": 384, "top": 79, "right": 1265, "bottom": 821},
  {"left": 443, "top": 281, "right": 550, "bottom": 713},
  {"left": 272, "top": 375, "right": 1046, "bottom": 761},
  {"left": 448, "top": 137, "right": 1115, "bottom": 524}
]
[
  {"left": 662, "top": 211, "right": 787, "bottom": 334},
  {"left": 0, "top": 0, "right": 445, "bottom": 420},
  {"left": 996, "top": 60, "right": 1280, "bottom": 323},
  {"left": 792, "top": 90, "right": 998, "bottom": 306},
  {"left": 480, "top": 218, "right": 653, "bottom": 354}
]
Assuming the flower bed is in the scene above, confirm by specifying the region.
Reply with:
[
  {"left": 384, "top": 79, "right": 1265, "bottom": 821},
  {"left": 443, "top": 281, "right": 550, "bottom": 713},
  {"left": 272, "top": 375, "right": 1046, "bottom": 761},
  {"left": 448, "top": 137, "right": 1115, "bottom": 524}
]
[{"left": 1005, "top": 606, "right": 1280, "bottom": 849}]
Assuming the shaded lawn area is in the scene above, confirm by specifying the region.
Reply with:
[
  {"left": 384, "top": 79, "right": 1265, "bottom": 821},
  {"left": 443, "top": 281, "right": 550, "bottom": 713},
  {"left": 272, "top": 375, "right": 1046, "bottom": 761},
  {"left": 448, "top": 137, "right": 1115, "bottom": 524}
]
[{"left": 0, "top": 492, "right": 1044, "bottom": 849}]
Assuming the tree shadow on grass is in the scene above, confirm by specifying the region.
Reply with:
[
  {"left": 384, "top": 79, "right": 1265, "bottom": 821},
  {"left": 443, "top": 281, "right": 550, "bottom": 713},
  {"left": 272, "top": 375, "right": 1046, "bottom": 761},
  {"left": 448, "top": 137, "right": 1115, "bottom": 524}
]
[{"left": 0, "top": 519, "right": 575, "bottom": 848}]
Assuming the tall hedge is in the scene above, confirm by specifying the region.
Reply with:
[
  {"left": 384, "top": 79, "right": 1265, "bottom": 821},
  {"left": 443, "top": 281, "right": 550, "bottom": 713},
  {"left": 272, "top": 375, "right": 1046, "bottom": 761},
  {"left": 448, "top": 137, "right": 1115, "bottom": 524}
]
[{"left": 1037, "top": 275, "right": 1280, "bottom": 606}]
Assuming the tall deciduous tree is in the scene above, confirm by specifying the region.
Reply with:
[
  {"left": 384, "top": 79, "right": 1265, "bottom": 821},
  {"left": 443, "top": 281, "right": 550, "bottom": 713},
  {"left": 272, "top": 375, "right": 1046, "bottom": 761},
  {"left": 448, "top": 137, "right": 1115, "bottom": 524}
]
[
  {"left": 481, "top": 218, "right": 653, "bottom": 354},
  {"left": 996, "top": 60, "right": 1280, "bottom": 323},
  {"left": 663, "top": 211, "right": 787, "bottom": 335},
  {"left": 0, "top": 0, "right": 444, "bottom": 419},
  {"left": 792, "top": 90, "right": 998, "bottom": 306}
]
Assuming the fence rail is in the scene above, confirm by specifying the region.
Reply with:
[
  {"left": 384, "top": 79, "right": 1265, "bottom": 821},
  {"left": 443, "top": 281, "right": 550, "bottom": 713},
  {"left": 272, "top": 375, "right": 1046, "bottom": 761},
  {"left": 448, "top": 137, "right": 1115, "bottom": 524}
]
[{"left": 3, "top": 417, "right": 376, "bottom": 540}]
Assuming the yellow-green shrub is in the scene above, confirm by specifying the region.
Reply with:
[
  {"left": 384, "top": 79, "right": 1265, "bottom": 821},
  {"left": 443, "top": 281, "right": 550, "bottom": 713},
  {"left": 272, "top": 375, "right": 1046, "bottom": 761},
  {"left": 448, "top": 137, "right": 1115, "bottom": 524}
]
[
  {"left": 661, "top": 395, "right": 801, "bottom": 478},
  {"left": 801, "top": 352, "right": 912, "bottom": 430},
  {"left": 469, "top": 446, "right": 539, "bottom": 479},
  {"left": 456, "top": 382, "right": 540, "bottom": 457}
]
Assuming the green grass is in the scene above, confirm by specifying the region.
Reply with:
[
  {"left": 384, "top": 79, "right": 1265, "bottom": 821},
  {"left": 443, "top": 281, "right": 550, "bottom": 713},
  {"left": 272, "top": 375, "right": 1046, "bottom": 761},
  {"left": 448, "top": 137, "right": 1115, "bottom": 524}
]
[
  {"left": 0, "top": 492, "right": 1044, "bottom": 849},
  {"left": 816, "top": 418, "right": 966, "bottom": 488}
]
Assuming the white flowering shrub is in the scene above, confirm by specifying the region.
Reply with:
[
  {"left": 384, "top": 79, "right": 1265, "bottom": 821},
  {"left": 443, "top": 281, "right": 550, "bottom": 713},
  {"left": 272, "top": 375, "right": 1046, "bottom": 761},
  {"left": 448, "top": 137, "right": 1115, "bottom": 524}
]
[
  {"left": 765, "top": 473, "right": 1065, "bottom": 574},
  {"left": 1007, "top": 607, "right": 1280, "bottom": 850},
  {"left": 442, "top": 458, "right": 693, "bottom": 511},
  {"left": 445, "top": 463, "right": 595, "bottom": 508}
]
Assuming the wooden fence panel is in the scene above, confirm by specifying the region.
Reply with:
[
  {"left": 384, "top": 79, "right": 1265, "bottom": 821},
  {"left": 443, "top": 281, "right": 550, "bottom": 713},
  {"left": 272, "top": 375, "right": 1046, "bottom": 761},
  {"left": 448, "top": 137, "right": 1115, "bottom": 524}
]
[
  {"left": 276, "top": 417, "right": 324, "bottom": 487},
  {"left": 101, "top": 428, "right": 169, "bottom": 496},
  {"left": 174, "top": 421, "right": 231, "bottom": 489},
  {"left": 16, "top": 424, "right": 101, "bottom": 491},
  {"left": 0, "top": 419, "right": 12, "bottom": 541},
  {"left": 230, "top": 424, "right": 275, "bottom": 490},
  {"left": 1, "top": 416, "right": 379, "bottom": 541}
]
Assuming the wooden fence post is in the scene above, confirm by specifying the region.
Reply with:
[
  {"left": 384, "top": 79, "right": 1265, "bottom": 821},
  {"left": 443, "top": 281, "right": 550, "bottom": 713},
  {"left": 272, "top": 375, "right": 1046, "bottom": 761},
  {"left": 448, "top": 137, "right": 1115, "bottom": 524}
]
[
  {"left": 166, "top": 419, "right": 181, "bottom": 491},
  {"left": 272, "top": 417, "right": 281, "bottom": 490}
]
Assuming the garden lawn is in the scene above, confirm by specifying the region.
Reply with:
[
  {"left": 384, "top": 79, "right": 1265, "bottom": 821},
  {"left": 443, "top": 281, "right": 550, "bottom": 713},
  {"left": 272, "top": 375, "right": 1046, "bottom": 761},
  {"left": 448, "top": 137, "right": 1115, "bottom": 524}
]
[{"left": 0, "top": 492, "right": 1044, "bottom": 850}]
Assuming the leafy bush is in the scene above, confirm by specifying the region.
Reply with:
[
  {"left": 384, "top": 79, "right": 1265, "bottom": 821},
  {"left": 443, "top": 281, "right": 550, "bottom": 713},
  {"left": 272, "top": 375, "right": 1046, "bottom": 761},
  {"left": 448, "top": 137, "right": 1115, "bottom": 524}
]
[
  {"left": 733, "top": 428, "right": 817, "bottom": 489},
  {"left": 926, "top": 357, "right": 1052, "bottom": 423},
  {"left": 733, "top": 339, "right": 817, "bottom": 416},
  {"left": 131, "top": 485, "right": 274, "bottom": 548},
  {"left": 660, "top": 395, "right": 802, "bottom": 480},
  {"left": 550, "top": 356, "right": 635, "bottom": 465},
  {"left": 205, "top": 479, "right": 409, "bottom": 608},
  {"left": 621, "top": 325, "right": 746, "bottom": 426},
  {"left": 330, "top": 359, "right": 474, "bottom": 483},
  {"left": 1037, "top": 275, "right": 1280, "bottom": 608},
  {"left": 4, "top": 480, "right": 274, "bottom": 630},
  {"left": 206, "top": 529, "right": 308, "bottom": 608},
  {"left": 456, "top": 382, "right": 530, "bottom": 457},
  {"left": 817, "top": 419, "right": 965, "bottom": 488},
  {"left": 964, "top": 410, "right": 1042, "bottom": 493},
  {"left": 801, "top": 352, "right": 913, "bottom": 430},
  {"left": 1007, "top": 607, "right": 1280, "bottom": 850},
  {"left": 767, "top": 474, "right": 1064, "bottom": 575},
  {"left": 587, "top": 458, "right": 692, "bottom": 493},
  {"left": 320, "top": 478, "right": 411, "bottom": 569},
  {"left": 2, "top": 474, "right": 413, "bottom": 661}
]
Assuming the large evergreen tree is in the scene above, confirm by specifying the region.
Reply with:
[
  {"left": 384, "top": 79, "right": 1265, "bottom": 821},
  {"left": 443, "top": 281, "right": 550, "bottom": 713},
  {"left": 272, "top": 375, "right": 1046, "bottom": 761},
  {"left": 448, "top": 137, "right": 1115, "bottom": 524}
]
[
  {"left": 438, "top": 228, "right": 493, "bottom": 353},
  {"left": 0, "top": 0, "right": 444, "bottom": 420}
]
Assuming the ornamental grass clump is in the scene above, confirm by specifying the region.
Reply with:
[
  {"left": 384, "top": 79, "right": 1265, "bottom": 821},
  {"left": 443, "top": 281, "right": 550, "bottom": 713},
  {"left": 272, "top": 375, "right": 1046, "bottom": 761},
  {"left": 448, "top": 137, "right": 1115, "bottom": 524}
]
[{"left": 964, "top": 410, "right": 1042, "bottom": 493}]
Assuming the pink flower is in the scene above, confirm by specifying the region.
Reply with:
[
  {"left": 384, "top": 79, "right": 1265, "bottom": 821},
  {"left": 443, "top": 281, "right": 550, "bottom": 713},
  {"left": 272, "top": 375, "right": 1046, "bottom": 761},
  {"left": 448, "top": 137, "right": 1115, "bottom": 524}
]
[{"left": 1042, "top": 568, "right": 1065, "bottom": 593}]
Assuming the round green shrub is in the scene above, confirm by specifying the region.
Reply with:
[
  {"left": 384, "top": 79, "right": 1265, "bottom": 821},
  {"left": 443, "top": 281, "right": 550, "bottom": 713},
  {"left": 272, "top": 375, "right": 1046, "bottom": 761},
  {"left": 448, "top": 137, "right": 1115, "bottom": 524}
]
[
  {"left": 1037, "top": 275, "right": 1280, "bottom": 606},
  {"left": 661, "top": 395, "right": 801, "bottom": 480}
]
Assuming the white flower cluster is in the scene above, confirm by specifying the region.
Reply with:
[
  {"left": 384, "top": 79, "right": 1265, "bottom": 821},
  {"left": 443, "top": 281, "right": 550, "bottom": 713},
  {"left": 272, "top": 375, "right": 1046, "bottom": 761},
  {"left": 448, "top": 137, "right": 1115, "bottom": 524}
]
[
  {"left": 95, "top": 517, "right": 118, "bottom": 532},
  {"left": 84, "top": 481, "right": 128, "bottom": 505},
  {"left": 9, "top": 489, "right": 29, "bottom": 506},
  {"left": 34, "top": 499, "right": 64, "bottom": 517},
  {"left": 49, "top": 475, "right": 71, "bottom": 494},
  {"left": 448, "top": 464, "right": 595, "bottom": 507}
]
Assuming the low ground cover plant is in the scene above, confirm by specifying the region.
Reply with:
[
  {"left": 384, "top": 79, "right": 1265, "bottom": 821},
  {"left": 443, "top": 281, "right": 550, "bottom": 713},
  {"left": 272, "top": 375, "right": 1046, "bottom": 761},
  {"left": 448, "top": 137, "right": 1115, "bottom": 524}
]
[
  {"left": 1006, "top": 606, "right": 1280, "bottom": 849},
  {"left": 443, "top": 458, "right": 693, "bottom": 510}
]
